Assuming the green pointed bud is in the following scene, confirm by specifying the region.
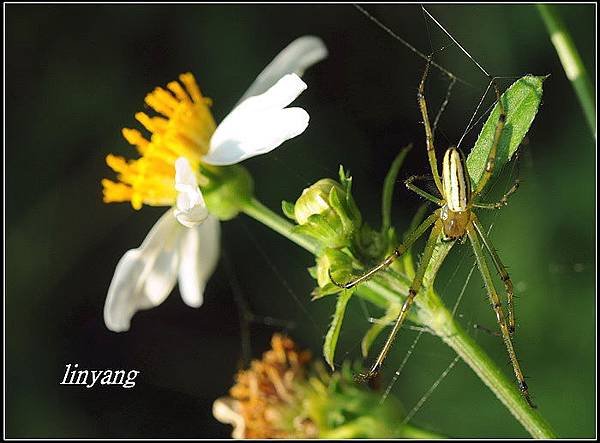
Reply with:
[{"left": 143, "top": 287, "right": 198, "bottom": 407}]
[
  {"left": 200, "top": 164, "right": 254, "bottom": 221},
  {"left": 291, "top": 177, "right": 361, "bottom": 249}
]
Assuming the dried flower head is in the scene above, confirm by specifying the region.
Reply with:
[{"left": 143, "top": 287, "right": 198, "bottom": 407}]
[
  {"left": 214, "top": 333, "right": 409, "bottom": 439},
  {"left": 213, "top": 334, "right": 316, "bottom": 438}
]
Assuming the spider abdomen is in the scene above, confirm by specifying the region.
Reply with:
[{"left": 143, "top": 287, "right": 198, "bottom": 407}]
[
  {"left": 442, "top": 147, "right": 472, "bottom": 212},
  {"left": 441, "top": 147, "right": 472, "bottom": 238}
]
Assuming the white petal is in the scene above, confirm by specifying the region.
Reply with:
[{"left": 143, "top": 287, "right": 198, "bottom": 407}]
[
  {"left": 174, "top": 157, "right": 208, "bottom": 228},
  {"left": 204, "top": 74, "right": 309, "bottom": 166},
  {"left": 213, "top": 397, "right": 245, "bottom": 439},
  {"left": 103, "top": 209, "right": 184, "bottom": 332},
  {"left": 239, "top": 35, "right": 328, "bottom": 102},
  {"left": 178, "top": 215, "right": 221, "bottom": 308},
  {"left": 235, "top": 73, "right": 307, "bottom": 113}
]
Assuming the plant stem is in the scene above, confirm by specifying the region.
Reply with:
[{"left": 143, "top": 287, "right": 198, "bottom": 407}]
[
  {"left": 242, "top": 198, "right": 318, "bottom": 254},
  {"left": 436, "top": 310, "right": 556, "bottom": 439},
  {"left": 402, "top": 423, "right": 445, "bottom": 439},
  {"left": 537, "top": 4, "right": 595, "bottom": 138},
  {"left": 241, "top": 197, "right": 556, "bottom": 438}
]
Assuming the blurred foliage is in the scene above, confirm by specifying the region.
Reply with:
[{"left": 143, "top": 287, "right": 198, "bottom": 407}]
[{"left": 6, "top": 4, "right": 595, "bottom": 438}]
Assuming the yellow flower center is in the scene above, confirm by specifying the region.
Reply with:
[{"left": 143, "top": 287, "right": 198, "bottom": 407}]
[{"left": 102, "top": 73, "right": 216, "bottom": 210}]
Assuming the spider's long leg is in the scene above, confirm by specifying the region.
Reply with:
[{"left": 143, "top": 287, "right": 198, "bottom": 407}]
[
  {"left": 473, "top": 179, "right": 520, "bottom": 210},
  {"left": 405, "top": 175, "right": 444, "bottom": 206},
  {"left": 358, "top": 220, "right": 444, "bottom": 381},
  {"left": 466, "top": 221, "right": 535, "bottom": 408},
  {"left": 471, "top": 215, "right": 516, "bottom": 334},
  {"left": 418, "top": 59, "right": 445, "bottom": 195},
  {"left": 331, "top": 210, "right": 440, "bottom": 290},
  {"left": 472, "top": 82, "right": 506, "bottom": 198}
]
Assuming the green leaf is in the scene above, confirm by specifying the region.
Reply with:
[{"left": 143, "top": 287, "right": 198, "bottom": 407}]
[
  {"left": 467, "top": 75, "right": 545, "bottom": 185},
  {"left": 324, "top": 289, "right": 353, "bottom": 370},
  {"left": 381, "top": 144, "right": 412, "bottom": 232}
]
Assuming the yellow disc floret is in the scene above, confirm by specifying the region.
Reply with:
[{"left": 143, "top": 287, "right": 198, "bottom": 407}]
[{"left": 102, "top": 73, "right": 215, "bottom": 210}]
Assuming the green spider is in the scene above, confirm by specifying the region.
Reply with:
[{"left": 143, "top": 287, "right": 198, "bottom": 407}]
[{"left": 331, "top": 60, "right": 534, "bottom": 408}]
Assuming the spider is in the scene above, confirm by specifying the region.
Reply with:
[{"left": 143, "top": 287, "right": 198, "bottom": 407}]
[{"left": 331, "top": 60, "right": 534, "bottom": 408}]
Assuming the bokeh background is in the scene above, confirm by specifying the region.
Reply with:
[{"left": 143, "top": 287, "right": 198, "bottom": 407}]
[{"left": 6, "top": 4, "right": 596, "bottom": 438}]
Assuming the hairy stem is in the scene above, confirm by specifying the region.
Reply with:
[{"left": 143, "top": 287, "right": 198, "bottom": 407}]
[{"left": 241, "top": 197, "right": 556, "bottom": 438}]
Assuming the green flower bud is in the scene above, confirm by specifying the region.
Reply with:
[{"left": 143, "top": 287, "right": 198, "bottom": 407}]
[
  {"left": 200, "top": 164, "right": 254, "bottom": 221},
  {"left": 288, "top": 168, "right": 362, "bottom": 250},
  {"left": 294, "top": 179, "right": 342, "bottom": 225}
]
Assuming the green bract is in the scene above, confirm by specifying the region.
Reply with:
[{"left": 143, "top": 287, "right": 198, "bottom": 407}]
[
  {"left": 200, "top": 164, "right": 254, "bottom": 220},
  {"left": 311, "top": 248, "right": 357, "bottom": 299}
]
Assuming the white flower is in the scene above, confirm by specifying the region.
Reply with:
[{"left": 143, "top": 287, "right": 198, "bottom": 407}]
[{"left": 104, "top": 36, "right": 328, "bottom": 332}]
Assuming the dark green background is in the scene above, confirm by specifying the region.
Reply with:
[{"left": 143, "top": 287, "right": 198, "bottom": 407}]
[{"left": 6, "top": 4, "right": 596, "bottom": 438}]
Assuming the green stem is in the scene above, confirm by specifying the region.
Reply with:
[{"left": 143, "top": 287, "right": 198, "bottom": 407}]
[
  {"left": 242, "top": 198, "right": 318, "bottom": 254},
  {"left": 436, "top": 311, "right": 555, "bottom": 439},
  {"left": 402, "top": 423, "right": 445, "bottom": 439},
  {"left": 241, "top": 198, "right": 556, "bottom": 438},
  {"left": 537, "top": 4, "right": 595, "bottom": 137}
]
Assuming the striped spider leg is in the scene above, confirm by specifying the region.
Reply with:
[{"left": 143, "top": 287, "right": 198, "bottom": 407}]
[{"left": 331, "top": 59, "right": 535, "bottom": 408}]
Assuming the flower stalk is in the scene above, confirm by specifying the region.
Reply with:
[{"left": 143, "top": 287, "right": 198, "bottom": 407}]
[{"left": 241, "top": 197, "right": 556, "bottom": 439}]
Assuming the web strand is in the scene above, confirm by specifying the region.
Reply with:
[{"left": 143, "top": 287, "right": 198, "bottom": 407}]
[
  {"left": 398, "top": 354, "right": 461, "bottom": 429},
  {"left": 379, "top": 329, "right": 425, "bottom": 405},
  {"left": 451, "top": 258, "right": 478, "bottom": 319},
  {"left": 421, "top": 6, "right": 491, "bottom": 78},
  {"left": 222, "top": 248, "right": 253, "bottom": 366},
  {"left": 457, "top": 79, "right": 495, "bottom": 149},
  {"left": 239, "top": 219, "right": 323, "bottom": 335},
  {"left": 352, "top": 4, "right": 469, "bottom": 86}
]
